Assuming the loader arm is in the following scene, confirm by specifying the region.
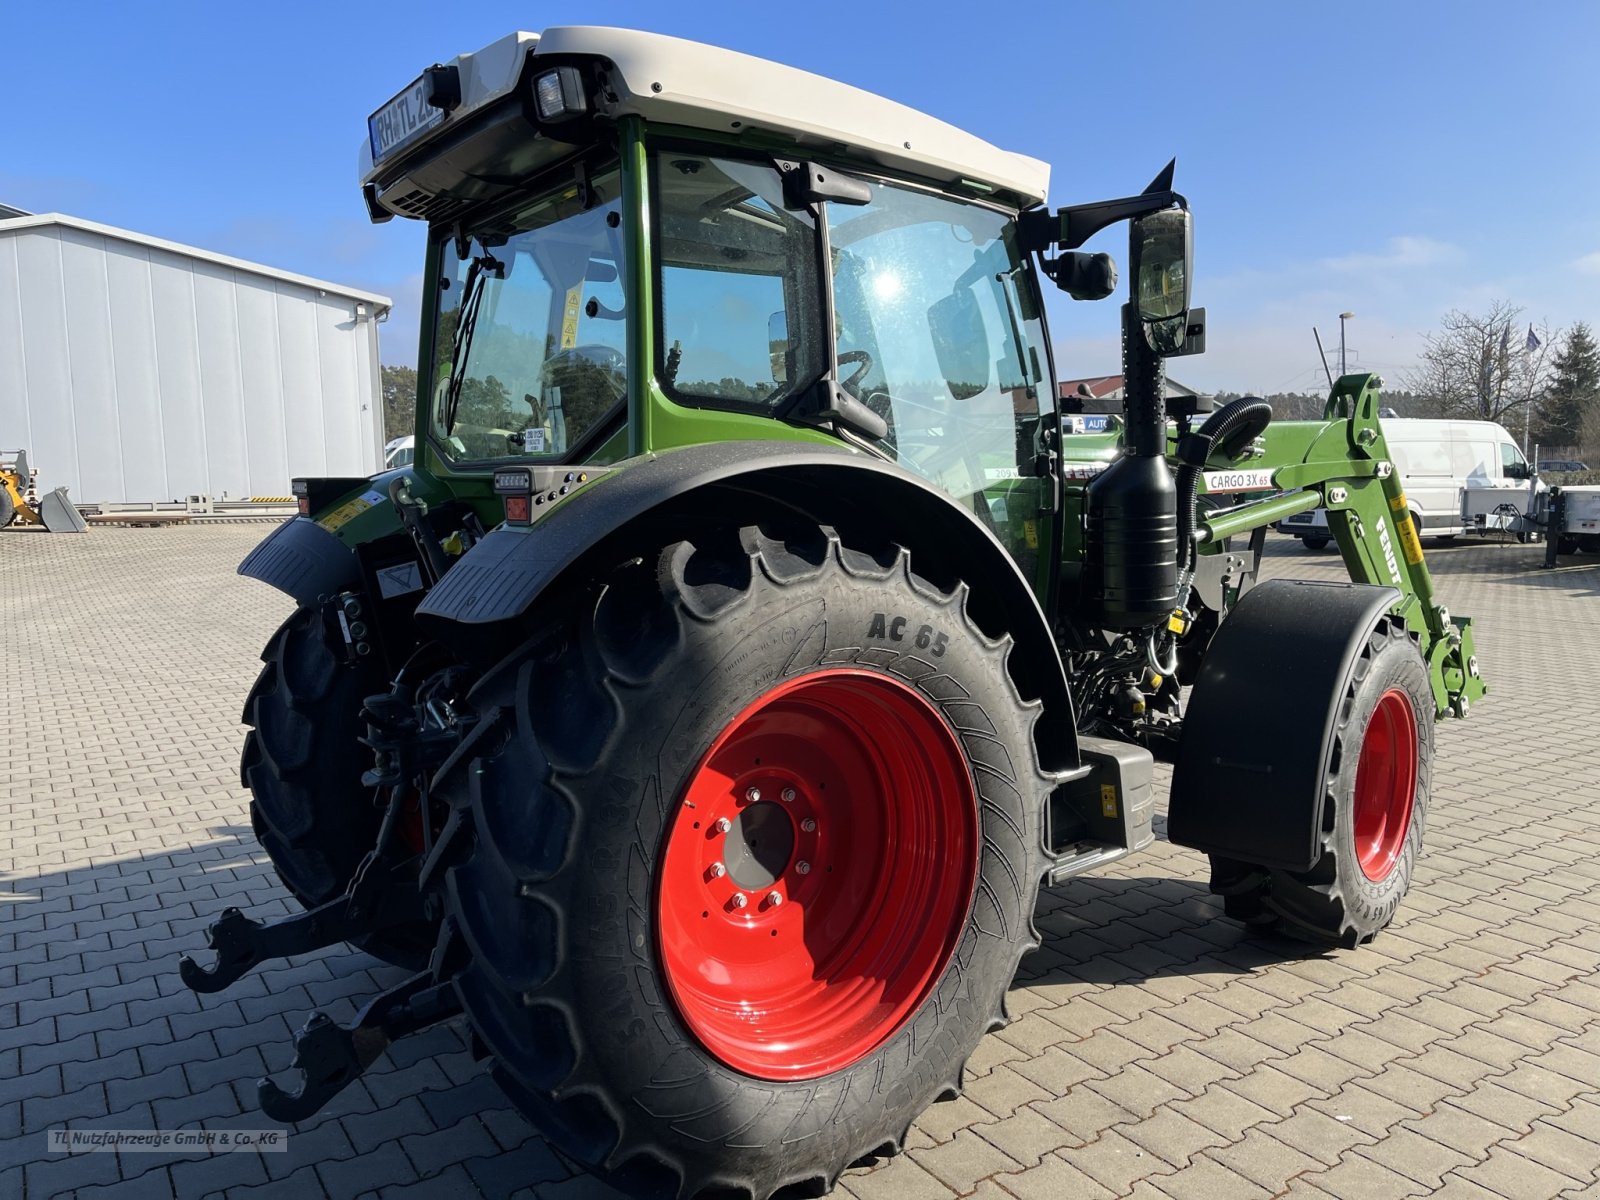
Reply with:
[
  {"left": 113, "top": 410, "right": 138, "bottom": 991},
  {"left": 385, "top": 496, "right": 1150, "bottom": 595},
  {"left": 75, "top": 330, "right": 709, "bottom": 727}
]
[{"left": 1192, "top": 373, "right": 1486, "bottom": 719}]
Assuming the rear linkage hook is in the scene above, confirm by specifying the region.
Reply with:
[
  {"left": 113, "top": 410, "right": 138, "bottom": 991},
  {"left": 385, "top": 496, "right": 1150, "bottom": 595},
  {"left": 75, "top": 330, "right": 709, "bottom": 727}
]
[{"left": 257, "top": 970, "right": 461, "bottom": 1121}]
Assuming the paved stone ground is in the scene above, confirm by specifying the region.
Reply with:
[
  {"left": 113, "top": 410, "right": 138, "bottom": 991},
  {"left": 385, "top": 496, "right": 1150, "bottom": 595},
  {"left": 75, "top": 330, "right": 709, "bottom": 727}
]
[{"left": 3, "top": 522, "right": 1599, "bottom": 1200}]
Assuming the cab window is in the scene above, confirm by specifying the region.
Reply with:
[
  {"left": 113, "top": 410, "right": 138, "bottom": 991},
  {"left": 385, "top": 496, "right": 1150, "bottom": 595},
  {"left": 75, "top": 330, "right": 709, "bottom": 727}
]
[
  {"left": 652, "top": 153, "right": 825, "bottom": 410},
  {"left": 430, "top": 166, "right": 626, "bottom": 465}
]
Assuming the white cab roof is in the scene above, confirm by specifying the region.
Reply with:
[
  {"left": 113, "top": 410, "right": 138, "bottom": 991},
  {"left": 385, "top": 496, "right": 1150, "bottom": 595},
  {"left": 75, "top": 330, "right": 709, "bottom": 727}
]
[{"left": 361, "top": 27, "right": 1049, "bottom": 205}]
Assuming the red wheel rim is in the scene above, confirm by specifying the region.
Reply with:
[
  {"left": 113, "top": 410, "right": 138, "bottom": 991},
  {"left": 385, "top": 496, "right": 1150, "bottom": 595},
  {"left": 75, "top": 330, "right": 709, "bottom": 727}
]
[
  {"left": 656, "top": 669, "right": 978, "bottom": 1080},
  {"left": 1352, "top": 688, "right": 1418, "bottom": 881}
]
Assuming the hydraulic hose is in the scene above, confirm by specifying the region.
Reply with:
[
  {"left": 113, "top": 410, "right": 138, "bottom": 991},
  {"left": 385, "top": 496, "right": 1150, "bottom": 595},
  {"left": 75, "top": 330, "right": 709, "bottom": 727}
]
[{"left": 1173, "top": 395, "right": 1274, "bottom": 575}]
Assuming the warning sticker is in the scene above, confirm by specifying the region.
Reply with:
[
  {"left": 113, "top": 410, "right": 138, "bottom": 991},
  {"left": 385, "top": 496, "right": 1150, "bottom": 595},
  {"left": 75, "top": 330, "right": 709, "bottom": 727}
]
[
  {"left": 1395, "top": 512, "right": 1425, "bottom": 565},
  {"left": 1202, "top": 468, "right": 1277, "bottom": 493},
  {"left": 317, "top": 488, "right": 387, "bottom": 532},
  {"left": 317, "top": 497, "right": 373, "bottom": 531},
  {"left": 1100, "top": 784, "right": 1119, "bottom": 818},
  {"left": 376, "top": 562, "right": 423, "bottom": 598}
]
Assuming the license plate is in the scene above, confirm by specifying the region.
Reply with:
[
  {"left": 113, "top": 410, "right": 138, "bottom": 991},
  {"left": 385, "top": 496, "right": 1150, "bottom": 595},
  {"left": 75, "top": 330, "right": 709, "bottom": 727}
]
[
  {"left": 368, "top": 75, "right": 446, "bottom": 163},
  {"left": 1285, "top": 512, "right": 1311, "bottom": 524}
]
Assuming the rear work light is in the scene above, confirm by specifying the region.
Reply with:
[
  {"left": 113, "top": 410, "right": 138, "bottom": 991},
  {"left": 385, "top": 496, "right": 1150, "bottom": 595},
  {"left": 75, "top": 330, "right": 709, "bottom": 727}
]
[{"left": 533, "top": 66, "right": 587, "bottom": 122}]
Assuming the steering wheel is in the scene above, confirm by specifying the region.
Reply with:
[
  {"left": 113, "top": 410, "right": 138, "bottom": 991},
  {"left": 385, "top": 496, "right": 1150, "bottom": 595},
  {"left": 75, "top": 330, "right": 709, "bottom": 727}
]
[
  {"left": 541, "top": 344, "right": 628, "bottom": 403},
  {"left": 837, "top": 349, "right": 873, "bottom": 391}
]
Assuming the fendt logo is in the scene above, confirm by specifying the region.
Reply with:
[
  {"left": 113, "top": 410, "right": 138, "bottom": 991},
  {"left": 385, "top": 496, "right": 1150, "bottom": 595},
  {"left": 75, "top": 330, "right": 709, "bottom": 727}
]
[{"left": 1374, "top": 516, "right": 1403, "bottom": 587}]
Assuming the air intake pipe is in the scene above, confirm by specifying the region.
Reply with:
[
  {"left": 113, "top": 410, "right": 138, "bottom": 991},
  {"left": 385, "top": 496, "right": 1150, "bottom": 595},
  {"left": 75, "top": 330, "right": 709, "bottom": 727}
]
[{"left": 1082, "top": 304, "right": 1179, "bottom": 629}]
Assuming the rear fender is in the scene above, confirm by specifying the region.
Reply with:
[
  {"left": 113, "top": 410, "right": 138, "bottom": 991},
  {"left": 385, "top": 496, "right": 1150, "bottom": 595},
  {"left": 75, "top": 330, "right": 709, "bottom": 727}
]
[
  {"left": 238, "top": 470, "right": 437, "bottom": 606},
  {"left": 415, "top": 441, "right": 1079, "bottom": 772}
]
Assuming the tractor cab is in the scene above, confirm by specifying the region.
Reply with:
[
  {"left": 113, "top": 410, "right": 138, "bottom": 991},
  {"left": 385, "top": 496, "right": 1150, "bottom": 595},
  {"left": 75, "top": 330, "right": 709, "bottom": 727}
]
[{"left": 362, "top": 27, "right": 1065, "bottom": 582}]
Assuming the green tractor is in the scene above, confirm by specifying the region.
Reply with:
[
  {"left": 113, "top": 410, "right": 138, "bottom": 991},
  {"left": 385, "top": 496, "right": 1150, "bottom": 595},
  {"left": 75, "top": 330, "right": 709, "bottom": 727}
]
[{"left": 180, "top": 25, "right": 1486, "bottom": 1198}]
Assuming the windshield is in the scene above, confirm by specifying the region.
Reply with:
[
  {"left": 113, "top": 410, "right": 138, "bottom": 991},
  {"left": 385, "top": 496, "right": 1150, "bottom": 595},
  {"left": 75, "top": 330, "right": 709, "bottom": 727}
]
[
  {"left": 826, "top": 181, "right": 1052, "bottom": 578},
  {"left": 429, "top": 165, "right": 626, "bottom": 464}
]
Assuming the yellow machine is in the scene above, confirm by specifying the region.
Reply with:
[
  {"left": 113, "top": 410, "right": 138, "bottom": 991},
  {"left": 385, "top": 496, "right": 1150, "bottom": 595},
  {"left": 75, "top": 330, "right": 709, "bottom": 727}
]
[
  {"left": 1, "top": 449, "right": 87, "bottom": 532},
  {"left": 1, "top": 450, "right": 40, "bottom": 527}
]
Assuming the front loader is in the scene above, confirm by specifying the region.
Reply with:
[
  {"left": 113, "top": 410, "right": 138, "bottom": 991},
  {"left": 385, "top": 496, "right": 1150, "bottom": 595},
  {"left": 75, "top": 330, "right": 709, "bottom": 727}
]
[{"left": 179, "top": 26, "right": 1485, "bottom": 1199}]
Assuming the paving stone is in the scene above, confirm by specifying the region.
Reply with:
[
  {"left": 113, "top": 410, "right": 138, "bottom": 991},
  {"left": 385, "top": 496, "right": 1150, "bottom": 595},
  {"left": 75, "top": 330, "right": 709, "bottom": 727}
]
[
  {"left": 1207, "top": 1126, "right": 1326, "bottom": 1192},
  {"left": 911, "top": 1128, "right": 1023, "bottom": 1194},
  {"left": 973, "top": 1105, "right": 1076, "bottom": 1167},
  {"left": 399, "top": 1114, "right": 500, "bottom": 1179},
  {"left": 992, "top": 1151, "right": 1115, "bottom": 1200},
  {"left": 1152, "top": 1157, "right": 1272, "bottom": 1200},
  {"left": 1310, "top": 1151, "right": 1431, "bottom": 1199},
  {"left": 1453, "top": 1144, "right": 1587, "bottom": 1200},
  {"left": 1506, "top": 1123, "right": 1600, "bottom": 1181}
]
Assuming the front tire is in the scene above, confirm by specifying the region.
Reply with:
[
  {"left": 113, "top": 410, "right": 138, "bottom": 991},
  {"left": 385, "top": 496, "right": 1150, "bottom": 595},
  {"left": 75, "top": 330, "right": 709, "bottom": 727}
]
[
  {"left": 1212, "top": 617, "right": 1431, "bottom": 947},
  {"left": 437, "top": 523, "right": 1047, "bottom": 1199}
]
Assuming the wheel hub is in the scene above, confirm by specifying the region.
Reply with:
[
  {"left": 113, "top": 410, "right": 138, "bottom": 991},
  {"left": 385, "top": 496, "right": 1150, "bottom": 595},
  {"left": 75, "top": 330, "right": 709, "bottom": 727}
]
[
  {"left": 1352, "top": 688, "right": 1419, "bottom": 882},
  {"left": 656, "top": 669, "right": 977, "bottom": 1081},
  {"left": 722, "top": 800, "right": 795, "bottom": 891}
]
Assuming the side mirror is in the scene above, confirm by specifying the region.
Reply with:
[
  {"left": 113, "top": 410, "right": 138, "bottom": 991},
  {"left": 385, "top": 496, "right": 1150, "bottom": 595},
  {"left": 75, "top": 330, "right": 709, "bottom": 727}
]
[
  {"left": 1130, "top": 207, "right": 1192, "bottom": 356},
  {"left": 1506, "top": 461, "right": 1529, "bottom": 480},
  {"left": 768, "top": 311, "right": 788, "bottom": 383},
  {"left": 927, "top": 290, "right": 990, "bottom": 400}
]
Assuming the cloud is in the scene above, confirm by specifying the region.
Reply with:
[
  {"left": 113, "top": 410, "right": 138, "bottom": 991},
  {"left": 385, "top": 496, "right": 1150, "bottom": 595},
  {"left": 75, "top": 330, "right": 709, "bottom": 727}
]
[
  {"left": 1574, "top": 251, "right": 1600, "bottom": 276},
  {"left": 1319, "top": 236, "right": 1460, "bottom": 274}
]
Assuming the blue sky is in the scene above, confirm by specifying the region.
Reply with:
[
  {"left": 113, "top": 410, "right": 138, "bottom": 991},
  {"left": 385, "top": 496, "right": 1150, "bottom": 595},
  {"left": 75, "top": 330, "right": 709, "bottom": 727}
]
[{"left": 7, "top": 1, "right": 1598, "bottom": 395}]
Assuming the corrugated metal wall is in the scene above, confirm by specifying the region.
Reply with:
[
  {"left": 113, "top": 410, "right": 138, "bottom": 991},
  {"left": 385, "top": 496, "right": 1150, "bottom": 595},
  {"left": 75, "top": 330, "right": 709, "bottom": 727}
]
[{"left": 0, "top": 223, "right": 385, "bottom": 503}]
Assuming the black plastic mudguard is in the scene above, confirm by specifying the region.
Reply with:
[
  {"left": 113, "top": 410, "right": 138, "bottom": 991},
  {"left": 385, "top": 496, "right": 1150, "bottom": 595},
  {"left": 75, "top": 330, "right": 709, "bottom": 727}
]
[
  {"left": 416, "top": 440, "right": 1079, "bottom": 771},
  {"left": 1167, "top": 578, "right": 1400, "bottom": 871},
  {"left": 238, "top": 517, "right": 361, "bottom": 608}
]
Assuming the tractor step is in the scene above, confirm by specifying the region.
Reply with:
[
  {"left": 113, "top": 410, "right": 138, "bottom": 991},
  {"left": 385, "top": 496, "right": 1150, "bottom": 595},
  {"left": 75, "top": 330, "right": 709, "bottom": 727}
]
[{"left": 258, "top": 970, "right": 461, "bottom": 1121}]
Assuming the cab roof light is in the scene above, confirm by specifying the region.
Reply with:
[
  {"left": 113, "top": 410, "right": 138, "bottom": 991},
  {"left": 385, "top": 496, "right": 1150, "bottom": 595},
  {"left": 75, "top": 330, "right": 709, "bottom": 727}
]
[{"left": 533, "top": 66, "right": 588, "bottom": 122}]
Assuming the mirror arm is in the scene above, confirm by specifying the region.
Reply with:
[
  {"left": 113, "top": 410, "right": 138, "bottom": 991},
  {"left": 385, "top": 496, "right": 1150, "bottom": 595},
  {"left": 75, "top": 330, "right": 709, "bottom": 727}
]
[{"left": 1018, "top": 189, "right": 1187, "bottom": 253}]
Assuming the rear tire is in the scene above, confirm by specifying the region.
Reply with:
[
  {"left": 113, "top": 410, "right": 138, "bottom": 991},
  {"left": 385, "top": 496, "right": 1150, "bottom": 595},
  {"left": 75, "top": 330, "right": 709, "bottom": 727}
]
[
  {"left": 242, "top": 607, "right": 434, "bottom": 968},
  {"left": 1301, "top": 536, "right": 1330, "bottom": 550},
  {"left": 436, "top": 523, "right": 1047, "bottom": 1200},
  {"left": 1210, "top": 617, "right": 1431, "bottom": 947},
  {"left": 0, "top": 487, "right": 14, "bottom": 528}
]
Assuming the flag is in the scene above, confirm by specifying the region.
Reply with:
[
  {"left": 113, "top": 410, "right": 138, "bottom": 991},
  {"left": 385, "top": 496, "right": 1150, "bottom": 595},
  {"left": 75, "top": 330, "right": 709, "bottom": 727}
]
[{"left": 1526, "top": 324, "right": 1541, "bottom": 353}]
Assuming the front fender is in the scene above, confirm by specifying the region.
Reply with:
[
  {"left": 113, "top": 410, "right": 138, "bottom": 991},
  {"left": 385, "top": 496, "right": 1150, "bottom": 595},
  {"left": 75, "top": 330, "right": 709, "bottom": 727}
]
[{"left": 417, "top": 441, "right": 1079, "bottom": 771}]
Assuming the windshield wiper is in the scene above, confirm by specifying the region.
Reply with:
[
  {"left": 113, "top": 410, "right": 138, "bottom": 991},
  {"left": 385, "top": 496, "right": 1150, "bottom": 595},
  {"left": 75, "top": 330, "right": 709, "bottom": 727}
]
[{"left": 442, "top": 253, "right": 502, "bottom": 435}]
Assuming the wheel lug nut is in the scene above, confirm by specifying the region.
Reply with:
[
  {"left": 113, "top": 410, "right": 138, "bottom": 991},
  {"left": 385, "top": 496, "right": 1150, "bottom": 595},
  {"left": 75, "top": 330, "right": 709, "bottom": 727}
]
[
  {"left": 781, "top": 787, "right": 796, "bottom": 802},
  {"left": 766, "top": 891, "right": 783, "bottom": 907},
  {"left": 801, "top": 818, "right": 817, "bottom": 833},
  {"left": 796, "top": 861, "right": 811, "bottom": 875},
  {"left": 730, "top": 894, "right": 748, "bottom": 909},
  {"left": 707, "top": 863, "right": 726, "bottom": 879},
  {"left": 745, "top": 787, "right": 761, "bottom": 803},
  {"left": 715, "top": 817, "right": 732, "bottom": 834}
]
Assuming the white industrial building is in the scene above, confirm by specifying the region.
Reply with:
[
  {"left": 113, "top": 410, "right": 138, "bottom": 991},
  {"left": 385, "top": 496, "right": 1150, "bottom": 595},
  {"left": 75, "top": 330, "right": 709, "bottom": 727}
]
[{"left": 0, "top": 212, "right": 391, "bottom": 504}]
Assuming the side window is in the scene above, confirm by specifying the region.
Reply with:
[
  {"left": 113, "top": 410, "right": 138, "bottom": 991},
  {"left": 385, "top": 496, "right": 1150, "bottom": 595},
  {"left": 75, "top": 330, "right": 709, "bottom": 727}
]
[
  {"left": 654, "top": 154, "right": 824, "bottom": 408},
  {"left": 1500, "top": 442, "right": 1527, "bottom": 473}
]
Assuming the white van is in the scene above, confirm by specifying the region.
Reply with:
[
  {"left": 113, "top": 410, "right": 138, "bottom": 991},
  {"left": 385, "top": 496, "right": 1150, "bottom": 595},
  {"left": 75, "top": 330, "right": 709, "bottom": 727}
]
[{"left": 1280, "top": 418, "right": 1537, "bottom": 548}]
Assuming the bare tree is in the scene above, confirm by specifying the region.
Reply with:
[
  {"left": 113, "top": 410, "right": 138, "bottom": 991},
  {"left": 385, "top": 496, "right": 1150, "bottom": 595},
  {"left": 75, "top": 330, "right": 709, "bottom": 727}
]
[{"left": 1404, "top": 301, "right": 1557, "bottom": 431}]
